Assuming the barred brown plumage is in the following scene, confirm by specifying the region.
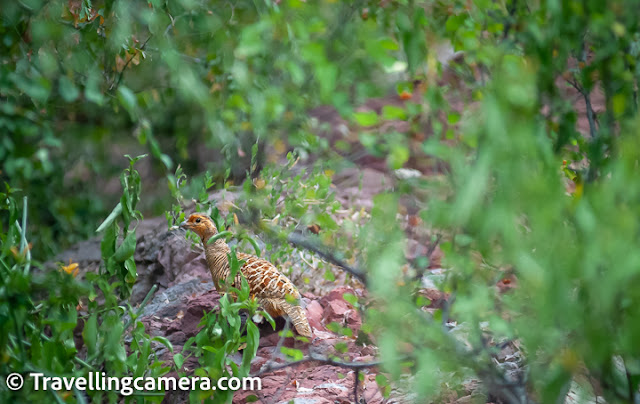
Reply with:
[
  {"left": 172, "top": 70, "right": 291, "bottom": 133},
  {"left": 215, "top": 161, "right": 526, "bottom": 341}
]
[{"left": 180, "top": 213, "right": 313, "bottom": 338}]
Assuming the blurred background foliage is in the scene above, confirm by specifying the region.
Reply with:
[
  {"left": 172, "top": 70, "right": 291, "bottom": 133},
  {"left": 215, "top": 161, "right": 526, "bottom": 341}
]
[
  {"left": 3, "top": 0, "right": 640, "bottom": 402},
  {"left": 2, "top": 0, "right": 415, "bottom": 260}
]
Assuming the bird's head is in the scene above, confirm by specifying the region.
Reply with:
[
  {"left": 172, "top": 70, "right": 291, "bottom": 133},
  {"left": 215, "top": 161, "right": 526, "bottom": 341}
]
[{"left": 180, "top": 214, "right": 218, "bottom": 242}]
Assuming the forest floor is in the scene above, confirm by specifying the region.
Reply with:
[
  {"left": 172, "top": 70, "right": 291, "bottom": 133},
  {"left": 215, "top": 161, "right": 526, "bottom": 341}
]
[{"left": 50, "top": 55, "right": 603, "bottom": 403}]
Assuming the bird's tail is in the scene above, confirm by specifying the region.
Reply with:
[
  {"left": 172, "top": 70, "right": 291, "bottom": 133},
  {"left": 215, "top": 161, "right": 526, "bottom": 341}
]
[{"left": 283, "top": 303, "right": 313, "bottom": 338}]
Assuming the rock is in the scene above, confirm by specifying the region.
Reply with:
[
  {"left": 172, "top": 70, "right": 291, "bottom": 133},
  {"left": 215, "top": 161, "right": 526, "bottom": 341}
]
[
  {"left": 319, "top": 286, "right": 362, "bottom": 335},
  {"left": 305, "top": 300, "right": 325, "bottom": 332}
]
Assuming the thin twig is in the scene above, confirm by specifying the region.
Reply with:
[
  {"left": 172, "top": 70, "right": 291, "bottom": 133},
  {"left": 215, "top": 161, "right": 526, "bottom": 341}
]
[
  {"left": 354, "top": 368, "right": 360, "bottom": 404},
  {"left": 576, "top": 39, "right": 598, "bottom": 140},
  {"left": 567, "top": 78, "right": 597, "bottom": 140},
  {"left": 426, "top": 234, "right": 442, "bottom": 258},
  {"left": 111, "top": 35, "right": 152, "bottom": 91},
  {"left": 286, "top": 231, "right": 368, "bottom": 284},
  {"left": 258, "top": 319, "right": 291, "bottom": 375},
  {"left": 412, "top": 233, "right": 443, "bottom": 282},
  {"left": 253, "top": 352, "right": 382, "bottom": 377}
]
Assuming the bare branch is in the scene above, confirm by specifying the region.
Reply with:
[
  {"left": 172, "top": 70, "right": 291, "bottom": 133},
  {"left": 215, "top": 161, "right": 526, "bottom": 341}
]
[
  {"left": 411, "top": 233, "right": 442, "bottom": 282},
  {"left": 253, "top": 352, "right": 382, "bottom": 378},
  {"left": 354, "top": 368, "right": 361, "bottom": 404},
  {"left": 286, "top": 231, "right": 368, "bottom": 284},
  {"left": 567, "top": 77, "right": 598, "bottom": 140}
]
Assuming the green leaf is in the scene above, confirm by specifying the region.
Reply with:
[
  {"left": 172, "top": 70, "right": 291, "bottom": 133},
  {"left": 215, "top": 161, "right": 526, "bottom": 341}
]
[
  {"left": 447, "top": 113, "right": 460, "bottom": 124},
  {"left": 104, "top": 317, "right": 126, "bottom": 364},
  {"left": 335, "top": 342, "right": 348, "bottom": 353},
  {"left": 343, "top": 293, "right": 358, "bottom": 306},
  {"left": 453, "top": 234, "right": 473, "bottom": 247},
  {"left": 416, "top": 295, "right": 431, "bottom": 307},
  {"left": 96, "top": 202, "right": 122, "bottom": 232},
  {"left": 395, "top": 11, "right": 412, "bottom": 32},
  {"left": 260, "top": 310, "right": 276, "bottom": 329},
  {"left": 124, "top": 256, "right": 137, "bottom": 279},
  {"left": 241, "top": 321, "right": 260, "bottom": 375},
  {"left": 376, "top": 374, "right": 391, "bottom": 398},
  {"left": 207, "top": 231, "right": 233, "bottom": 245},
  {"left": 124, "top": 153, "right": 148, "bottom": 165},
  {"left": 12, "top": 74, "right": 51, "bottom": 102},
  {"left": 84, "top": 70, "right": 105, "bottom": 105},
  {"left": 286, "top": 61, "right": 305, "bottom": 85},
  {"left": 317, "top": 64, "right": 337, "bottom": 101},
  {"left": 243, "top": 236, "right": 262, "bottom": 256},
  {"left": 114, "top": 232, "right": 137, "bottom": 262},
  {"left": 324, "top": 268, "right": 335, "bottom": 282},
  {"left": 152, "top": 336, "right": 174, "bottom": 353},
  {"left": 59, "top": 76, "right": 80, "bottom": 102},
  {"left": 325, "top": 322, "right": 341, "bottom": 333},
  {"left": 117, "top": 86, "right": 138, "bottom": 118},
  {"left": 280, "top": 347, "right": 304, "bottom": 361},
  {"left": 159, "top": 154, "right": 173, "bottom": 170},
  {"left": 100, "top": 224, "right": 117, "bottom": 259},
  {"left": 173, "top": 353, "right": 184, "bottom": 369},
  {"left": 387, "top": 143, "right": 409, "bottom": 169},
  {"left": 354, "top": 111, "right": 379, "bottom": 127},
  {"left": 83, "top": 314, "right": 98, "bottom": 356},
  {"left": 382, "top": 105, "right": 407, "bottom": 120}
]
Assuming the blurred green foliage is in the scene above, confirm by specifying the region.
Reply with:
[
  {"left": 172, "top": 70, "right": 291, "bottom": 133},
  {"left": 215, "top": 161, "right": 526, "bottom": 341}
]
[
  {"left": 1, "top": 162, "right": 168, "bottom": 403},
  {"left": 1, "top": 0, "right": 405, "bottom": 260},
  {"left": 3, "top": 0, "right": 640, "bottom": 402}
]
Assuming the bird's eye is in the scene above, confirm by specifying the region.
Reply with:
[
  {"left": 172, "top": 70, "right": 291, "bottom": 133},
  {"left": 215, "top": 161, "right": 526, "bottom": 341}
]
[{"left": 195, "top": 218, "right": 201, "bottom": 224}]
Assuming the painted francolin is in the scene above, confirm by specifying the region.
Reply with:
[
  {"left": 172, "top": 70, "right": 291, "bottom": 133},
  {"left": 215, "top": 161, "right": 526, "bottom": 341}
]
[{"left": 181, "top": 213, "right": 313, "bottom": 338}]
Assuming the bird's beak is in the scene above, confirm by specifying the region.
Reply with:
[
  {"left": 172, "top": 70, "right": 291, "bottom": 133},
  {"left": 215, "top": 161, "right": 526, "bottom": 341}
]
[{"left": 180, "top": 221, "right": 190, "bottom": 229}]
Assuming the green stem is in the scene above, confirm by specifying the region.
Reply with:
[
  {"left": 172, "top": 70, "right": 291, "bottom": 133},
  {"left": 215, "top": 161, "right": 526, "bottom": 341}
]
[
  {"left": 207, "top": 231, "right": 232, "bottom": 245},
  {"left": 19, "top": 197, "right": 26, "bottom": 252},
  {"left": 242, "top": 235, "right": 262, "bottom": 256},
  {"left": 10, "top": 309, "right": 27, "bottom": 365},
  {"left": 15, "top": 196, "right": 31, "bottom": 275},
  {"left": 0, "top": 257, "right": 10, "bottom": 282},
  {"left": 124, "top": 284, "right": 158, "bottom": 331}
]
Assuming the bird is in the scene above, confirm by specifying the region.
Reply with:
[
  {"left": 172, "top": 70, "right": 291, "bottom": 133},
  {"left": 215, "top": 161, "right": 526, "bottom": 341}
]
[{"left": 180, "top": 213, "right": 313, "bottom": 338}]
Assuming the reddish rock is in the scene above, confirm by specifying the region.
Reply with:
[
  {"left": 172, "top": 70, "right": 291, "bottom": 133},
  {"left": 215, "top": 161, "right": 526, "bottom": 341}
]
[
  {"left": 319, "top": 286, "right": 362, "bottom": 335},
  {"left": 305, "top": 300, "right": 325, "bottom": 332},
  {"left": 319, "top": 286, "right": 359, "bottom": 306}
]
